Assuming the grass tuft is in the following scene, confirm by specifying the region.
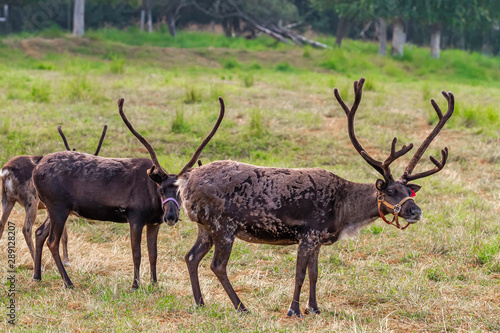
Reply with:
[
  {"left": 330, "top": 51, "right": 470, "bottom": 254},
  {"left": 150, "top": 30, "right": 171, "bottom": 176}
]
[
  {"left": 275, "top": 62, "right": 293, "bottom": 72},
  {"left": 171, "top": 109, "right": 191, "bottom": 134},
  {"left": 184, "top": 85, "right": 201, "bottom": 104},
  {"left": 222, "top": 59, "right": 240, "bottom": 69},
  {"left": 241, "top": 73, "right": 254, "bottom": 88},
  {"left": 109, "top": 56, "right": 125, "bottom": 74}
]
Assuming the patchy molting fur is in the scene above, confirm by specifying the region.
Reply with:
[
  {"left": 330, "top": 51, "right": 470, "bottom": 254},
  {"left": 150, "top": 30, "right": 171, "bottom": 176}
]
[
  {"left": 178, "top": 160, "right": 379, "bottom": 244},
  {"left": 177, "top": 159, "right": 405, "bottom": 316}
]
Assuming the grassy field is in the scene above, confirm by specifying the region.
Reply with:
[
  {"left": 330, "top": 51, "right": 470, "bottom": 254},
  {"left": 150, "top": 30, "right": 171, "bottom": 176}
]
[{"left": 0, "top": 29, "right": 499, "bottom": 332}]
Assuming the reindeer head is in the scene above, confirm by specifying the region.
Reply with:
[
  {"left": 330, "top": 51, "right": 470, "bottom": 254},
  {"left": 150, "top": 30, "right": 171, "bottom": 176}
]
[
  {"left": 334, "top": 78, "right": 454, "bottom": 229},
  {"left": 117, "top": 97, "right": 225, "bottom": 226}
]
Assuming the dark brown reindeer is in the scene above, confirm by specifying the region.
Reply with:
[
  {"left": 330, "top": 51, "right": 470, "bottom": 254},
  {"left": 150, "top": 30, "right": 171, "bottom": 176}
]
[
  {"left": 0, "top": 125, "right": 107, "bottom": 266},
  {"left": 125, "top": 78, "right": 454, "bottom": 317},
  {"left": 32, "top": 98, "right": 224, "bottom": 288}
]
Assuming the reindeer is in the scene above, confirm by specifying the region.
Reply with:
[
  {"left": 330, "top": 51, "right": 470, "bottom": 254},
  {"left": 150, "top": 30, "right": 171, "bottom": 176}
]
[
  {"left": 1, "top": 125, "right": 107, "bottom": 266},
  {"left": 31, "top": 98, "right": 224, "bottom": 289},
  {"left": 123, "top": 78, "right": 454, "bottom": 316}
]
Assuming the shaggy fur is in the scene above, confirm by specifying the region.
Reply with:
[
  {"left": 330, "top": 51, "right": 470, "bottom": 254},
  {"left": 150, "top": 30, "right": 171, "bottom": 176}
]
[{"left": 177, "top": 160, "right": 421, "bottom": 316}]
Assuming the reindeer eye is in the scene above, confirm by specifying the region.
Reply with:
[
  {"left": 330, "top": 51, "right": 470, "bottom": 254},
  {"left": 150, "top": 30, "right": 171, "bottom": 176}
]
[{"left": 387, "top": 188, "right": 394, "bottom": 195}]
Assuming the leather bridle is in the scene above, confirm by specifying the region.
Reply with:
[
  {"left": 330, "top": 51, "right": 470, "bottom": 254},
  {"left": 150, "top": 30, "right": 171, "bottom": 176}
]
[
  {"left": 377, "top": 193, "right": 414, "bottom": 230},
  {"left": 162, "top": 197, "right": 182, "bottom": 221}
]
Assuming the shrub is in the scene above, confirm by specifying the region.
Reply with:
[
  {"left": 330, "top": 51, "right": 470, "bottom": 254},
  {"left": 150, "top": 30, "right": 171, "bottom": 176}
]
[
  {"left": 275, "top": 62, "right": 293, "bottom": 72},
  {"left": 223, "top": 59, "right": 239, "bottom": 69}
]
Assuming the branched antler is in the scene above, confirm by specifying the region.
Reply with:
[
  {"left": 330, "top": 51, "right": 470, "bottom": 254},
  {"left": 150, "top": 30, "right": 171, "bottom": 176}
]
[
  {"left": 401, "top": 91, "right": 454, "bottom": 182},
  {"left": 334, "top": 78, "right": 413, "bottom": 182}
]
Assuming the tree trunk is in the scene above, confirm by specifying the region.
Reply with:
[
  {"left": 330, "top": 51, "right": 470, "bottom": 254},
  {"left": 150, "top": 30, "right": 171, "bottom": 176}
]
[
  {"left": 140, "top": 10, "right": 145, "bottom": 31},
  {"left": 336, "top": 17, "right": 348, "bottom": 47},
  {"left": 0, "top": 4, "right": 8, "bottom": 34},
  {"left": 232, "top": 17, "right": 240, "bottom": 35},
  {"left": 166, "top": 11, "right": 176, "bottom": 37},
  {"left": 67, "top": 2, "right": 71, "bottom": 31},
  {"left": 430, "top": 23, "right": 440, "bottom": 59},
  {"left": 457, "top": 26, "right": 465, "bottom": 50},
  {"left": 482, "top": 31, "right": 491, "bottom": 56},
  {"left": 147, "top": 9, "right": 153, "bottom": 33},
  {"left": 222, "top": 18, "right": 232, "bottom": 37},
  {"left": 73, "top": 0, "right": 85, "bottom": 37},
  {"left": 376, "top": 17, "right": 387, "bottom": 55},
  {"left": 391, "top": 17, "right": 405, "bottom": 56}
]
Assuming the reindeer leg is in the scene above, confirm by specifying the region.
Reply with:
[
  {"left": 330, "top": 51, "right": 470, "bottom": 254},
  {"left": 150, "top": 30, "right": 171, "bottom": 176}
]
[
  {"left": 0, "top": 199, "right": 14, "bottom": 239},
  {"left": 22, "top": 202, "right": 37, "bottom": 263},
  {"left": 62, "top": 223, "right": 70, "bottom": 266},
  {"left": 129, "top": 222, "right": 144, "bottom": 289},
  {"left": 146, "top": 223, "right": 160, "bottom": 284},
  {"left": 33, "top": 216, "right": 51, "bottom": 280},
  {"left": 305, "top": 246, "right": 322, "bottom": 315},
  {"left": 185, "top": 224, "right": 213, "bottom": 307},
  {"left": 210, "top": 231, "right": 248, "bottom": 312},
  {"left": 46, "top": 208, "right": 73, "bottom": 288},
  {"left": 287, "top": 238, "right": 320, "bottom": 318}
]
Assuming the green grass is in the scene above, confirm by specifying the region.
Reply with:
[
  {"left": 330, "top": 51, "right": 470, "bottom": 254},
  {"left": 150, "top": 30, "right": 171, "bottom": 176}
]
[{"left": 0, "top": 29, "right": 499, "bottom": 332}]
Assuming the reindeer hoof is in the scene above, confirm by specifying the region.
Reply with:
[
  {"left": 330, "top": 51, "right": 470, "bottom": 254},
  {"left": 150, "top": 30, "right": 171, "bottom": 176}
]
[
  {"left": 304, "top": 306, "right": 321, "bottom": 315},
  {"left": 286, "top": 309, "right": 303, "bottom": 318},
  {"left": 63, "top": 260, "right": 71, "bottom": 266},
  {"left": 131, "top": 283, "right": 139, "bottom": 290},
  {"left": 237, "top": 307, "right": 249, "bottom": 313},
  {"left": 194, "top": 300, "right": 206, "bottom": 308}
]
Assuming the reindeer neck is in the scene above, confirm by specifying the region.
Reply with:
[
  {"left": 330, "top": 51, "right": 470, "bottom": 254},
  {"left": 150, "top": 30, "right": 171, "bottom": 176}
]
[{"left": 337, "top": 181, "right": 379, "bottom": 226}]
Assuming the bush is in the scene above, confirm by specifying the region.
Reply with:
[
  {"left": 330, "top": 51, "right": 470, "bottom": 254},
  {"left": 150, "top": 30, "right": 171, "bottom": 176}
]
[
  {"left": 275, "top": 62, "right": 293, "bottom": 72},
  {"left": 223, "top": 59, "right": 240, "bottom": 69}
]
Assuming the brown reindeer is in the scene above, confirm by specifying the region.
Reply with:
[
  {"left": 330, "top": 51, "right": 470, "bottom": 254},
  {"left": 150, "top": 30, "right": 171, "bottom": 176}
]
[
  {"left": 31, "top": 98, "right": 224, "bottom": 288},
  {"left": 1, "top": 125, "right": 107, "bottom": 265},
  {"left": 122, "top": 78, "right": 454, "bottom": 316}
]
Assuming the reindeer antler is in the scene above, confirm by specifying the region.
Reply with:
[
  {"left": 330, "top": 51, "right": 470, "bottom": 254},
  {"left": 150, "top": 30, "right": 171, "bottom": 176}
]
[
  {"left": 401, "top": 91, "right": 454, "bottom": 182},
  {"left": 117, "top": 98, "right": 168, "bottom": 178},
  {"left": 177, "top": 97, "right": 225, "bottom": 176},
  {"left": 58, "top": 126, "right": 72, "bottom": 151},
  {"left": 94, "top": 125, "right": 107, "bottom": 156},
  {"left": 334, "top": 78, "right": 413, "bottom": 182}
]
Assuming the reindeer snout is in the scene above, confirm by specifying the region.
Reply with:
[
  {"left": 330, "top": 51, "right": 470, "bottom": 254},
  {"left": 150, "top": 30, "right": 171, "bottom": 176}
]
[
  {"left": 407, "top": 206, "right": 422, "bottom": 223},
  {"left": 165, "top": 212, "right": 178, "bottom": 226}
]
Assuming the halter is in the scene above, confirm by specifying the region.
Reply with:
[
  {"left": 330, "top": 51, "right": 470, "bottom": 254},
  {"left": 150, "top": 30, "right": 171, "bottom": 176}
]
[
  {"left": 377, "top": 193, "right": 414, "bottom": 230},
  {"left": 162, "top": 197, "right": 180, "bottom": 211}
]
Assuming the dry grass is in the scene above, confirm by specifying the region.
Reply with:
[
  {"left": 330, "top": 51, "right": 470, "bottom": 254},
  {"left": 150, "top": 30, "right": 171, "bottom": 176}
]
[{"left": 0, "top": 36, "right": 499, "bottom": 332}]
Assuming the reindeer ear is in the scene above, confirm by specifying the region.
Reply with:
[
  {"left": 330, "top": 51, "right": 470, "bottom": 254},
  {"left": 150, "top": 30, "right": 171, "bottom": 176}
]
[
  {"left": 376, "top": 179, "right": 386, "bottom": 191},
  {"left": 407, "top": 183, "right": 422, "bottom": 193},
  {"left": 147, "top": 165, "right": 164, "bottom": 184}
]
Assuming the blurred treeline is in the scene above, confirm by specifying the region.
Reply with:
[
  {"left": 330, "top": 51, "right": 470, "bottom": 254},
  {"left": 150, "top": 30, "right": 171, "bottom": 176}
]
[{"left": 2, "top": 0, "right": 500, "bottom": 56}]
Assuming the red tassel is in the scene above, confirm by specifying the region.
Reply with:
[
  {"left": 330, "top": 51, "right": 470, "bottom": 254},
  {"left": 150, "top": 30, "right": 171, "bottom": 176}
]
[{"left": 411, "top": 190, "right": 416, "bottom": 197}]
